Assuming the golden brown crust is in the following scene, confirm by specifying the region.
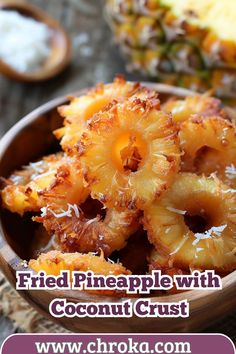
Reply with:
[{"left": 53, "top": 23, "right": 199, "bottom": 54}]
[
  {"left": 29, "top": 250, "right": 131, "bottom": 296},
  {"left": 78, "top": 93, "right": 180, "bottom": 209},
  {"left": 143, "top": 173, "right": 236, "bottom": 273},
  {"left": 1, "top": 153, "right": 89, "bottom": 215},
  {"left": 34, "top": 202, "right": 141, "bottom": 257}
]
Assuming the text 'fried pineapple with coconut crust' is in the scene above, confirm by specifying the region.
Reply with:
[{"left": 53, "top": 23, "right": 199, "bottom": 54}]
[
  {"left": 33, "top": 202, "right": 140, "bottom": 257},
  {"left": 143, "top": 173, "right": 236, "bottom": 273},
  {"left": 78, "top": 94, "right": 181, "bottom": 209},
  {"left": 55, "top": 76, "right": 140, "bottom": 154},
  {"left": 1, "top": 153, "right": 89, "bottom": 215}
]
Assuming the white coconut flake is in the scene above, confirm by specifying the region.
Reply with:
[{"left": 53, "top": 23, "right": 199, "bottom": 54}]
[
  {"left": 20, "top": 260, "right": 28, "bottom": 268},
  {"left": 225, "top": 164, "right": 236, "bottom": 180},
  {"left": 69, "top": 204, "right": 80, "bottom": 218},
  {"left": 40, "top": 204, "right": 80, "bottom": 219},
  {"left": 222, "top": 188, "right": 236, "bottom": 194},
  {"left": 166, "top": 206, "right": 187, "bottom": 215},
  {"left": 10, "top": 175, "right": 24, "bottom": 184},
  {"left": 193, "top": 225, "right": 227, "bottom": 246},
  {"left": 85, "top": 217, "right": 100, "bottom": 226},
  {"left": 40, "top": 207, "right": 48, "bottom": 218}
]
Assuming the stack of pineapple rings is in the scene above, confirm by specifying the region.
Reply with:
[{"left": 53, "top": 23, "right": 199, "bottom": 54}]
[{"left": 2, "top": 77, "right": 236, "bottom": 296}]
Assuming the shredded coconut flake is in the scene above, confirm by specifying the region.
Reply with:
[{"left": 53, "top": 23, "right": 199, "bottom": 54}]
[
  {"left": 85, "top": 217, "right": 99, "bottom": 226},
  {"left": 0, "top": 10, "right": 51, "bottom": 72},
  {"left": 166, "top": 206, "right": 187, "bottom": 215},
  {"left": 40, "top": 207, "right": 48, "bottom": 218},
  {"left": 223, "top": 188, "right": 236, "bottom": 194},
  {"left": 10, "top": 175, "right": 24, "bottom": 184},
  {"left": 193, "top": 225, "right": 227, "bottom": 246},
  {"left": 225, "top": 164, "right": 236, "bottom": 180},
  {"left": 40, "top": 204, "right": 80, "bottom": 219},
  {"left": 20, "top": 260, "right": 28, "bottom": 268}
]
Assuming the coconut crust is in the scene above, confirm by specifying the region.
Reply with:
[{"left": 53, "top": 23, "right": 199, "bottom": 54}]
[
  {"left": 143, "top": 173, "right": 236, "bottom": 273},
  {"left": 33, "top": 204, "right": 141, "bottom": 257},
  {"left": 1, "top": 153, "right": 89, "bottom": 215},
  {"left": 78, "top": 94, "right": 181, "bottom": 209}
]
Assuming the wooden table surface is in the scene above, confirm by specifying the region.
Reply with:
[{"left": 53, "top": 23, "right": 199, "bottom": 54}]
[
  {"left": 0, "top": 0, "right": 236, "bottom": 344},
  {"left": 0, "top": 0, "right": 140, "bottom": 137}
]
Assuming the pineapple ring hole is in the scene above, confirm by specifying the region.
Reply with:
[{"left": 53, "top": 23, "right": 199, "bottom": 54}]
[
  {"left": 180, "top": 194, "right": 224, "bottom": 234},
  {"left": 112, "top": 131, "right": 147, "bottom": 173},
  {"left": 193, "top": 146, "right": 220, "bottom": 171},
  {"left": 184, "top": 211, "right": 210, "bottom": 234},
  {"left": 79, "top": 196, "right": 106, "bottom": 220}
]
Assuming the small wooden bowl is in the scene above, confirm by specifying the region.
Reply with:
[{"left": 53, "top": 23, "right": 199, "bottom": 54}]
[
  {"left": 0, "top": 1, "right": 71, "bottom": 82},
  {"left": 0, "top": 83, "right": 236, "bottom": 333}
]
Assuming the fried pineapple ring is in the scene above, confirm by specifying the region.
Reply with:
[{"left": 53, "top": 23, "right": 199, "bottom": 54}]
[
  {"left": 162, "top": 94, "right": 229, "bottom": 124},
  {"left": 143, "top": 173, "right": 236, "bottom": 273},
  {"left": 33, "top": 204, "right": 140, "bottom": 256},
  {"left": 55, "top": 76, "right": 140, "bottom": 153},
  {"left": 29, "top": 250, "right": 130, "bottom": 276},
  {"left": 29, "top": 250, "right": 131, "bottom": 296},
  {"left": 1, "top": 153, "right": 89, "bottom": 215},
  {"left": 179, "top": 115, "right": 236, "bottom": 186},
  {"left": 79, "top": 95, "right": 180, "bottom": 209}
]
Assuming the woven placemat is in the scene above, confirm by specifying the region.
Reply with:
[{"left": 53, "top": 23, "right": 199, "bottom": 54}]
[
  {"left": 0, "top": 271, "right": 235, "bottom": 341},
  {"left": 0, "top": 272, "right": 69, "bottom": 333}
]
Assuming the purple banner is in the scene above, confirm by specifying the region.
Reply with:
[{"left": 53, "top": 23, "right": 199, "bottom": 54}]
[{"left": 1, "top": 333, "right": 235, "bottom": 354}]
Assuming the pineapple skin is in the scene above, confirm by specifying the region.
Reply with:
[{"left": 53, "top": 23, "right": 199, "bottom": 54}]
[{"left": 106, "top": 0, "right": 236, "bottom": 99}]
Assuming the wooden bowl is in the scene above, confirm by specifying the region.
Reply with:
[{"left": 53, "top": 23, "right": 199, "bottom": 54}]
[
  {"left": 0, "top": 83, "right": 236, "bottom": 333},
  {"left": 0, "top": 1, "right": 71, "bottom": 82}
]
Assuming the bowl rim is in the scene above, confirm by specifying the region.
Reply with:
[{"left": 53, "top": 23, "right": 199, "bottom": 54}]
[{"left": 0, "top": 82, "right": 235, "bottom": 304}]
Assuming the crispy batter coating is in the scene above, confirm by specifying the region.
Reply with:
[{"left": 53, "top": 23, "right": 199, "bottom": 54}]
[
  {"left": 143, "top": 173, "right": 236, "bottom": 273},
  {"left": 78, "top": 94, "right": 180, "bottom": 209},
  {"left": 55, "top": 76, "right": 140, "bottom": 154},
  {"left": 33, "top": 203, "right": 140, "bottom": 257},
  {"left": 1, "top": 153, "right": 89, "bottom": 215},
  {"left": 162, "top": 94, "right": 229, "bottom": 124},
  {"left": 29, "top": 250, "right": 130, "bottom": 276},
  {"left": 179, "top": 115, "right": 236, "bottom": 187},
  {"left": 29, "top": 250, "right": 131, "bottom": 296}
]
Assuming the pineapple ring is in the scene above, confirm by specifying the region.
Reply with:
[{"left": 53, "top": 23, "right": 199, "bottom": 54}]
[
  {"left": 179, "top": 115, "right": 236, "bottom": 186},
  {"left": 143, "top": 173, "right": 236, "bottom": 272},
  {"left": 29, "top": 250, "right": 130, "bottom": 276},
  {"left": 55, "top": 76, "right": 140, "bottom": 153},
  {"left": 79, "top": 95, "right": 180, "bottom": 209},
  {"left": 29, "top": 250, "right": 131, "bottom": 296},
  {"left": 162, "top": 94, "right": 227, "bottom": 124},
  {"left": 1, "top": 153, "right": 89, "bottom": 215},
  {"left": 33, "top": 203, "right": 140, "bottom": 257}
]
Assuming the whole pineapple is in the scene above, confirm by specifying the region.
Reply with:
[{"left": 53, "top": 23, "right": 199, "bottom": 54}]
[{"left": 105, "top": 0, "right": 236, "bottom": 100}]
